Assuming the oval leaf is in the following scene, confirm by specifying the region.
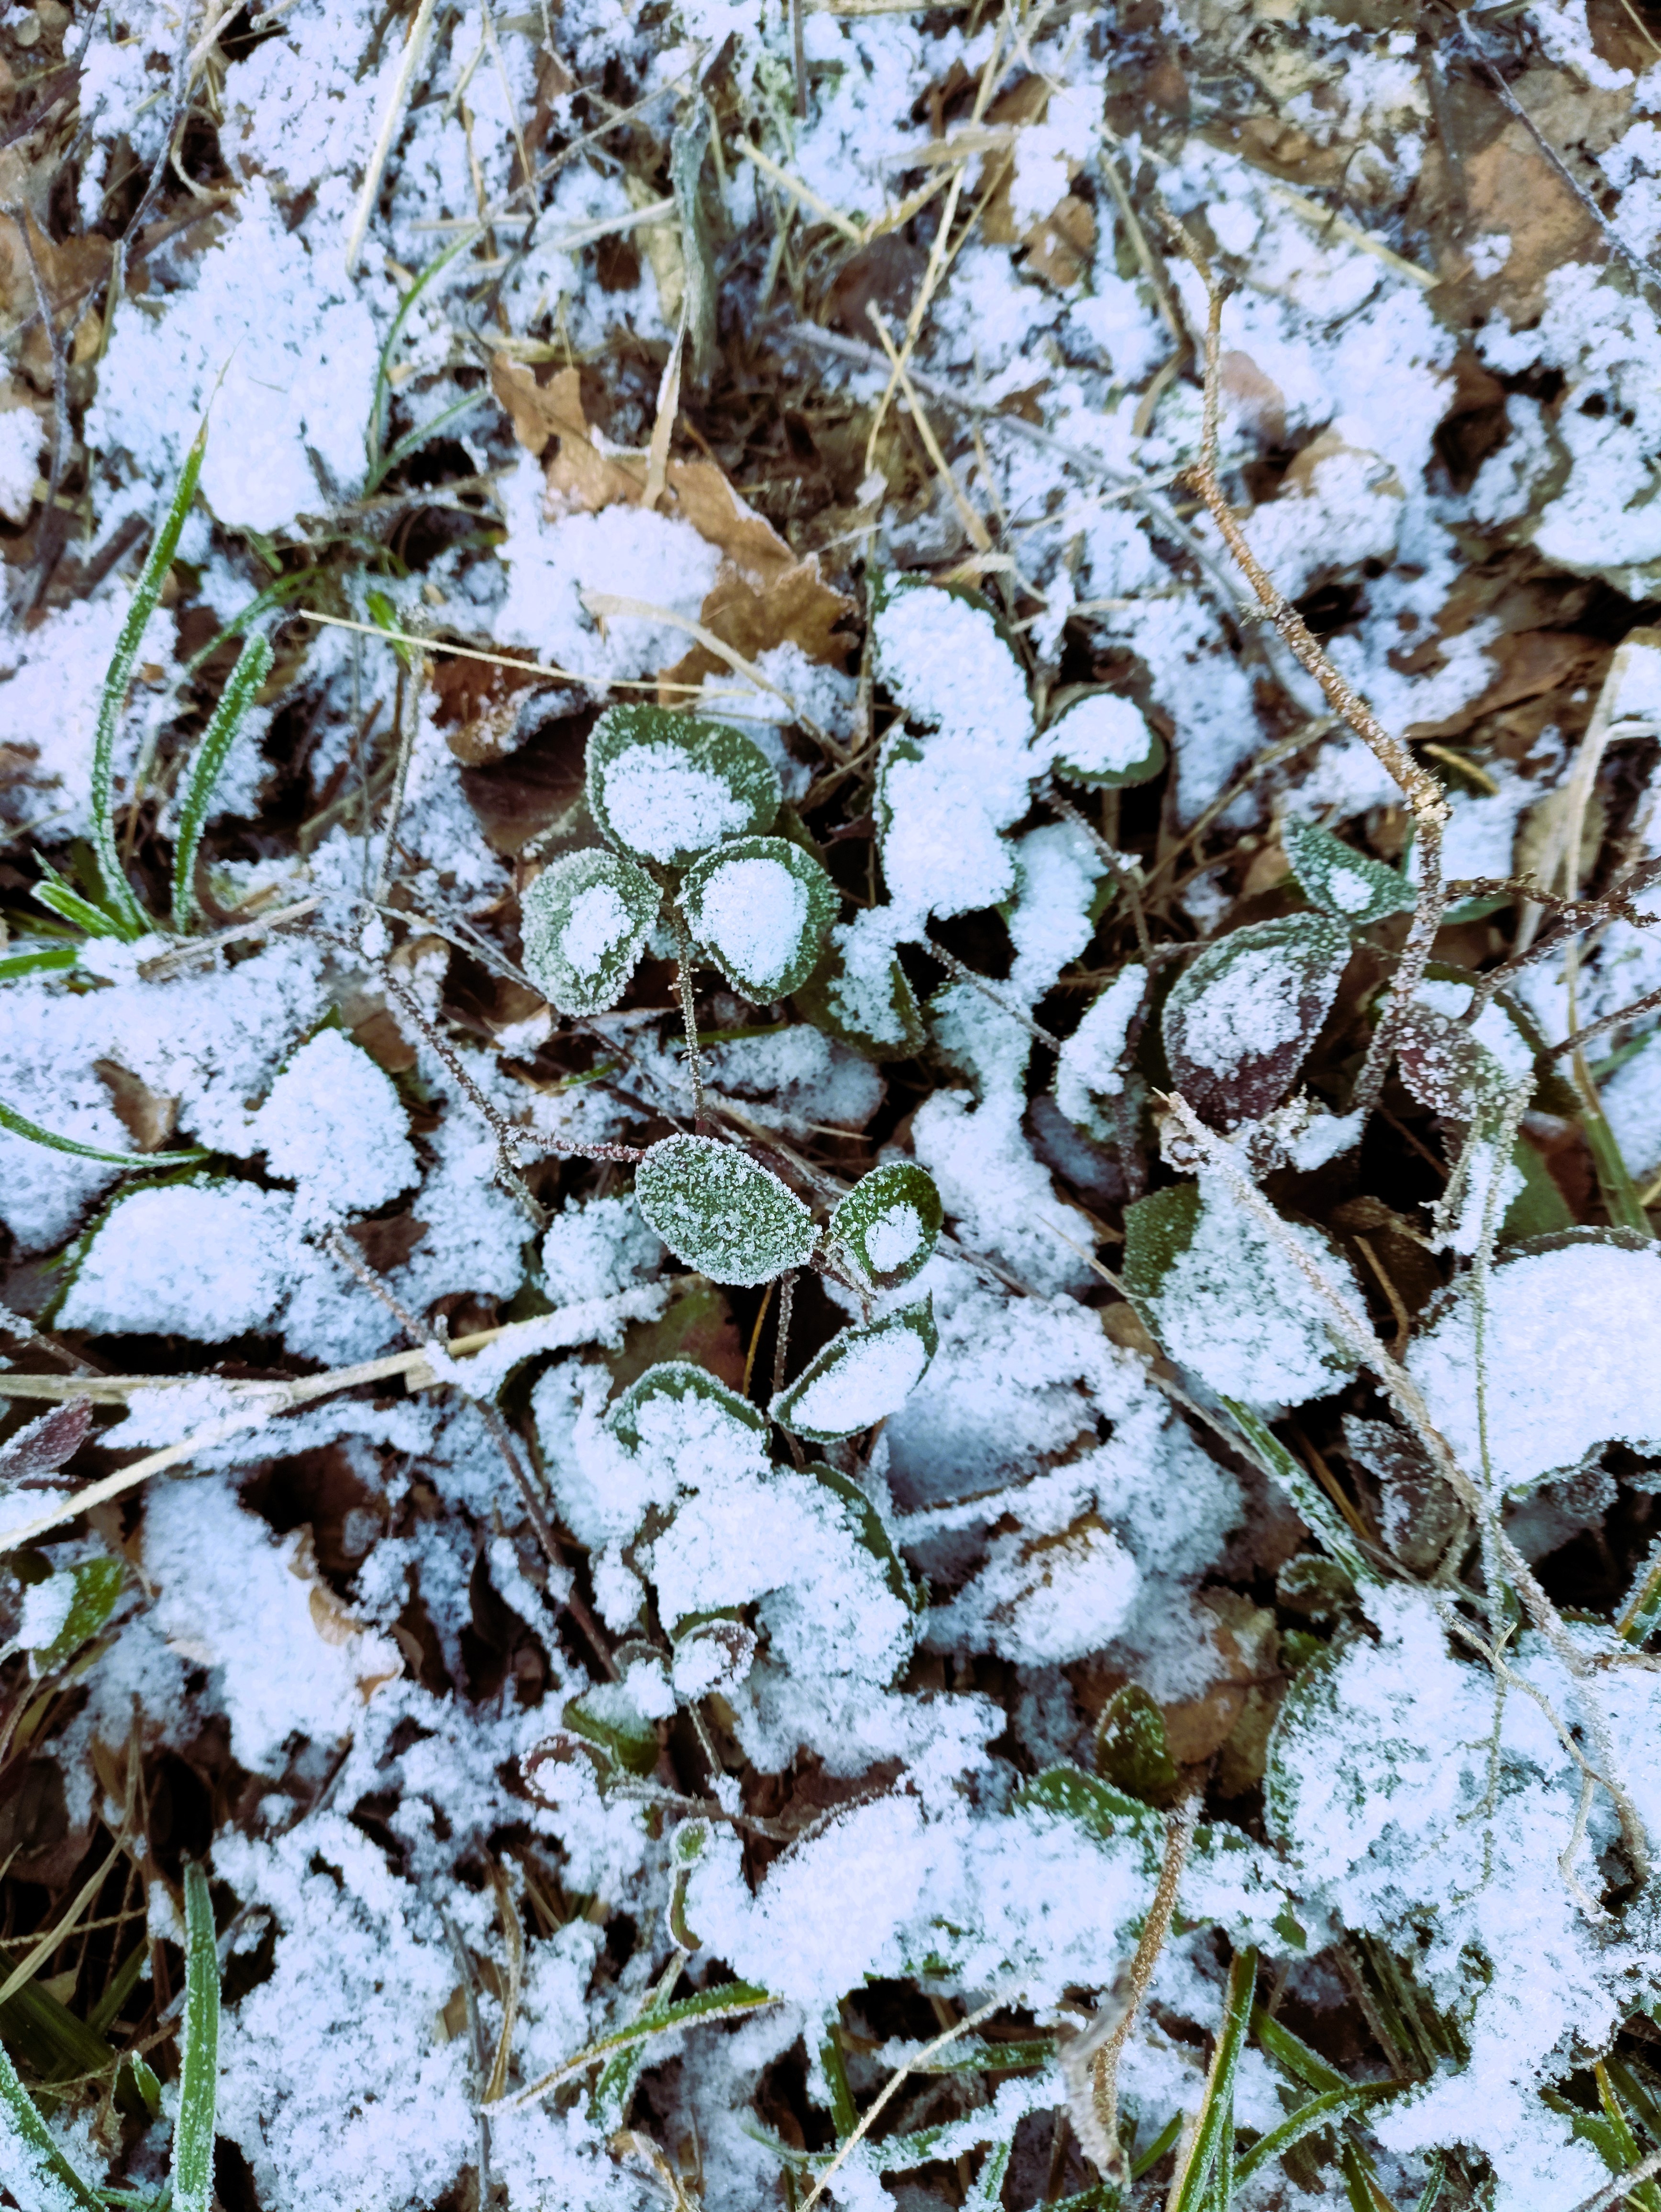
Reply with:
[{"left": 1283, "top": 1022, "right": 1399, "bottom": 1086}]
[
  {"left": 606, "top": 1359, "right": 768, "bottom": 1450},
  {"left": 563, "top": 1684, "right": 659, "bottom": 1776},
  {"left": 1163, "top": 913, "right": 1351, "bottom": 1128},
  {"left": 1282, "top": 816, "right": 1412, "bottom": 928},
  {"left": 682, "top": 835, "right": 839, "bottom": 1002},
  {"left": 635, "top": 1134, "right": 819, "bottom": 1286},
  {"left": 795, "top": 927, "right": 926, "bottom": 1060},
  {"left": 521, "top": 847, "right": 661, "bottom": 1016},
  {"left": 829, "top": 1161, "right": 941, "bottom": 1290},
  {"left": 808, "top": 1461, "right": 921, "bottom": 1614},
  {"left": 770, "top": 1296, "right": 938, "bottom": 1440},
  {"left": 587, "top": 704, "right": 779, "bottom": 868},
  {"left": 1046, "top": 689, "right": 1165, "bottom": 789}
]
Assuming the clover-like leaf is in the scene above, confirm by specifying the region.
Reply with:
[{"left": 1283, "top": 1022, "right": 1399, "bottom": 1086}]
[
  {"left": 605, "top": 1359, "right": 768, "bottom": 1450},
  {"left": 634, "top": 1134, "right": 819, "bottom": 1286},
  {"left": 829, "top": 1161, "right": 941, "bottom": 1290},
  {"left": 682, "top": 835, "right": 839, "bottom": 1002},
  {"left": 1282, "top": 816, "right": 1413, "bottom": 928},
  {"left": 770, "top": 1296, "right": 938, "bottom": 1440},
  {"left": 671, "top": 1612, "right": 760, "bottom": 1697},
  {"left": 1046, "top": 688, "right": 1165, "bottom": 789},
  {"left": 1163, "top": 913, "right": 1351, "bottom": 1128},
  {"left": 520, "top": 847, "right": 661, "bottom": 1016},
  {"left": 795, "top": 925, "right": 927, "bottom": 1060},
  {"left": 808, "top": 1462, "right": 921, "bottom": 1614},
  {"left": 587, "top": 704, "right": 779, "bottom": 868}
]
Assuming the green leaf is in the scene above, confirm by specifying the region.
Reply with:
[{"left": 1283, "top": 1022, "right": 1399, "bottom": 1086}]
[
  {"left": 32, "top": 860, "right": 126, "bottom": 941},
  {"left": 1222, "top": 1401, "right": 1378, "bottom": 1588},
  {"left": 1046, "top": 687, "right": 1166, "bottom": 789},
  {"left": 770, "top": 1297, "right": 938, "bottom": 1441},
  {"left": 807, "top": 1461, "right": 921, "bottom": 1614},
  {"left": 0, "top": 946, "right": 78, "bottom": 983},
  {"left": 1167, "top": 1946, "right": 1256, "bottom": 2212},
  {"left": 27, "top": 1559, "right": 125, "bottom": 1670},
  {"left": 0, "top": 1098, "right": 204, "bottom": 1172},
  {"left": 1282, "top": 817, "right": 1413, "bottom": 928},
  {"left": 1015, "top": 1764, "right": 1162, "bottom": 1847},
  {"left": 368, "top": 228, "right": 480, "bottom": 473},
  {"left": 171, "top": 632, "right": 274, "bottom": 932},
  {"left": 93, "top": 424, "right": 210, "bottom": 938},
  {"left": 586, "top": 705, "right": 779, "bottom": 868},
  {"left": 1094, "top": 1683, "right": 1180, "bottom": 1803},
  {"left": 1503, "top": 1131, "right": 1573, "bottom": 1241},
  {"left": 1162, "top": 914, "right": 1351, "bottom": 1128},
  {"left": 828, "top": 1161, "right": 941, "bottom": 1290},
  {"left": 563, "top": 1683, "right": 659, "bottom": 1777},
  {"left": 172, "top": 1861, "right": 219, "bottom": 2212},
  {"left": 795, "top": 931, "right": 926, "bottom": 1061},
  {"left": 0, "top": 2031, "right": 105, "bottom": 2212},
  {"left": 634, "top": 1134, "right": 819, "bottom": 1287},
  {"left": 681, "top": 835, "right": 839, "bottom": 1003},
  {"left": 520, "top": 847, "right": 662, "bottom": 1016},
  {"left": 1233, "top": 2083, "right": 1395, "bottom": 2186},
  {"left": 606, "top": 1360, "right": 768, "bottom": 1452},
  {"left": 1250, "top": 2004, "right": 1349, "bottom": 2096}
]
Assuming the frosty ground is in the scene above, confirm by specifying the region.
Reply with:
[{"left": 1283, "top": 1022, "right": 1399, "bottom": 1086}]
[{"left": 10, "top": 0, "right": 1661, "bottom": 2207}]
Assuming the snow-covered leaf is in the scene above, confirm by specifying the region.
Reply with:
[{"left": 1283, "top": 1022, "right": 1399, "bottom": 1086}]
[
  {"left": 634, "top": 1134, "right": 819, "bottom": 1286},
  {"left": 808, "top": 1462, "right": 920, "bottom": 1614},
  {"left": 681, "top": 834, "right": 838, "bottom": 1002},
  {"left": 1407, "top": 1230, "right": 1661, "bottom": 1492},
  {"left": 563, "top": 1682, "right": 660, "bottom": 1775},
  {"left": 1095, "top": 1683, "right": 1180, "bottom": 1803},
  {"left": 1162, "top": 914, "right": 1351, "bottom": 1128},
  {"left": 1281, "top": 816, "right": 1413, "bottom": 928},
  {"left": 671, "top": 1612, "right": 759, "bottom": 1697},
  {"left": 1045, "top": 688, "right": 1164, "bottom": 789},
  {"left": 770, "top": 1297, "right": 938, "bottom": 1439},
  {"left": 586, "top": 704, "right": 779, "bottom": 868},
  {"left": 796, "top": 926, "right": 927, "bottom": 1061},
  {"left": 0, "top": 1396, "right": 92, "bottom": 1482},
  {"left": 22, "top": 1557, "right": 126, "bottom": 1669},
  {"left": 521, "top": 846, "right": 662, "bottom": 1016},
  {"left": 829, "top": 1161, "right": 941, "bottom": 1290},
  {"left": 1395, "top": 1000, "right": 1513, "bottom": 1122},
  {"left": 1053, "top": 963, "right": 1147, "bottom": 1141},
  {"left": 1123, "top": 1177, "right": 1362, "bottom": 1411},
  {"left": 605, "top": 1359, "right": 768, "bottom": 1451}
]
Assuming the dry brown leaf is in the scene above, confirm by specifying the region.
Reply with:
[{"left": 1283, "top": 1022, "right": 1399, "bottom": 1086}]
[
  {"left": 1220, "top": 349, "right": 1287, "bottom": 447},
  {"left": 93, "top": 1060, "right": 181, "bottom": 1152},
  {"left": 0, "top": 206, "right": 110, "bottom": 391}
]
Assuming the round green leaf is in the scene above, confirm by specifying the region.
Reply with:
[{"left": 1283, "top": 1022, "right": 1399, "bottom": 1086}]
[
  {"left": 634, "top": 1134, "right": 819, "bottom": 1286},
  {"left": 681, "top": 835, "right": 839, "bottom": 1002},
  {"left": 829, "top": 1161, "right": 941, "bottom": 1290},
  {"left": 770, "top": 1296, "right": 938, "bottom": 1440},
  {"left": 586, "top": 704, "right": 780, "bottom": 868},
  {"left": 1281, "top": 816, "right": 1413, "bottom": 928},
  {"left": 605, "top": 1359, "right": 768, "bottom": 1450},
  {"left": 1046, "top": 688, "right": 1165, "bottom": 789},
  {"left": 521, "top": 846, "right": 661, "bottom": 1016}
]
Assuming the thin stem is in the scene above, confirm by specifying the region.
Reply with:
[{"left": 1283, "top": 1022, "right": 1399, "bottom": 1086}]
[
  {"left": 370, "top": 655, "right": 422, "bottom": 912},
  {"left": 926, "top": 936, "right": 1062, "bottom": 1051},
  {"left": 671, "top": 912, "right": 710, "bottom": 1130},
  {"left": 1042, "top": 782, "right": 1153, "bottom": 965}
]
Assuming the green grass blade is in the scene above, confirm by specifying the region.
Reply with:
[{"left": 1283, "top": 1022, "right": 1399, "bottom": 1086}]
[
  {"left": 1168, "top": 1946, "right": 1256, "bottom": 2212},
  {"left": 368, "top": 229, "right": 481, "bottom": 471},
  {"left": 819, "top": 2021, "right": 856, "bottom": 2141},
  {"left": 1411, "top": 2151, "right": 1444, "bottom": 2212},
  {"left": 962, "top": 2137, "right": 1013, "bottom": 2212},
  {"left": 1233, "top": 2085, "right": 1395, "bottom": 2186},
  {"left": 33, "top": 861, "right": 125, "bottom": 940},
  {"left": 0, "top": 946, "right": 78, "bottom": 983},
  {"left": 1251, "top": 2007, "right": 1348, "bottom": 2096},
  {"left": 171, "top": 1863, "right": 219, "bottom": 2212},
  {"left": 0, "top": 1098, "right": 204, "bottom": 1171},
  {"left": 1131, "top": 2111, "right": 1185, "bottom": 2179},
  {"left": 184, "top": 568, "right": 322, "bottom": 675},
  {"left": 170, "top": 633, "right": 273, "bottom": 932},
  {"left": 91, "top": 422, "right": 209, "bottom": 939},
  {"left": 365, "top": 391, "right": 487, "bottom": 494},
  {"left": 1221, "top": 1402, "right": 1377, "bottom": 1587},
  {"left": 0, "top": 2032, "right": 105, "bottom": 2212}
]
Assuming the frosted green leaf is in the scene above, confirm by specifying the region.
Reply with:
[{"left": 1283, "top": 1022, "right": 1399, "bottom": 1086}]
[
  {"left": 1123, "top": 1178, "right": 1362, "bottom": 1412},
  {"left": 1163, "top": 913, "right": 1351, "bottom": 1128},
  {"left": 808, "top": 1462, "right": 920, "bottom": 1613},
  {"left": 27, "top": 1558, "right": 125, "bottom": 1670},
  {"left": 1095, "top": 1683, "right": 1179, "bottom": 1803},
  {"left": 770, "top": 1297, "right": 938, "bottom": 1440},
  {"left": 172, "top": 1860, "right": 220, "bottom": 2212},
  {"left": 586, "top": 704, "right": 779, "bottom": 868},
  {"left": 1046, "top": 688, "right": 1165, "bottom": 789},
  {"left": 634, "top": 1134, "right": 819, "bottom": 1286},
  {"left": 564, "top": 1683, "right": 659, "bottom": 1775},
  {"left": 829, "top": 1161, "right": 941, "bottom": 1290},
  {"left": 521, "top": 847, "right": 660, "bottom": 1016},
  {"left": 682, "top": 835, "right": 839, "bottom": 1002},
  {"left": 605, "top": 1359, "right": 768, "bottom": 1450},
  {"left": 1282, "top": 816, "right": 1412, "bottom": 928},
  {"left": 795, "top": 928, "right": 926, "bottom": 1060}
]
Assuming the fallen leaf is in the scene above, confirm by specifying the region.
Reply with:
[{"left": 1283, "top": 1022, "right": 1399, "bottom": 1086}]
[{"left": 93, "top": 1060, "right": 181, "bottom": 1152}]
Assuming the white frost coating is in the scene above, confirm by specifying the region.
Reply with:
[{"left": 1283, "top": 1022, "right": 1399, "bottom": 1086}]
[
  {"left": 18, "top": 1575, "right": 74, "bottom": 1656},
  {"left": 541, "top": 1193, "right": 663, "bottom": 1306},
  {"left": 786, "top": 1323, "right": 932, "bottom": 1435},
  {"left": 1408, "top": 1240, "right": 1661, "bottom": 1491},
  {"left": 863, "top": 1202, "right": 923, "bottom": 1275},
  {"left": 0, "top": 405, "right": 42, "bottom": 524},
  {"left": 1055, "top": 965, "right": 1146, "bottom": 1139},
  {"left": 696, "top": 856, "right": 807, "bottom": 986},
  {"left": 1047, "top": 692, "right": 1155, "bottom": 778},
  {"left": 1176, "top": 947, "right": 1307, "bottom": 1073},
  {"left": 59, "top": 1183, "right": 295, "bottom": 1340},
  {"left": 601, "top": 743, "right": 750, "bottom": 863},
  {"left": 1148, "top": 1173, "right": 1358, "bottom": 1411},
  {"left": 1325, "top": 864, "right": 1373, "bottom": 914},
  {"left": 559, "top": 881, "right": 631, "bottom": 976},
  {"left": 928, "top": 1521, "right": 1141, "bottom": 1663},
  {"left": 252, "top": 1030, "right": 416, "bottom": 1227}
]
